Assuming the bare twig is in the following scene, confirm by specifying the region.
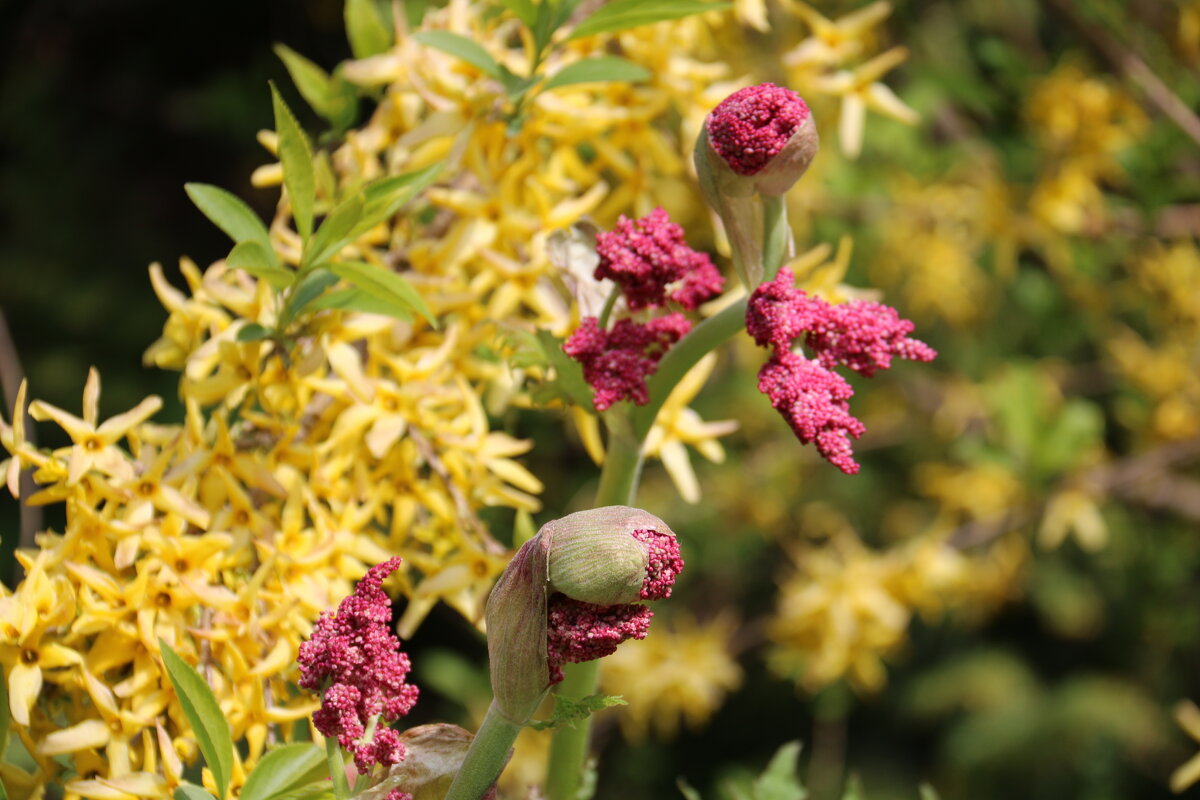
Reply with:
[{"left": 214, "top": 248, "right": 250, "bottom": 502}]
[{"left": 1046, "top": 0, "right": 1200, "bottom": 147}]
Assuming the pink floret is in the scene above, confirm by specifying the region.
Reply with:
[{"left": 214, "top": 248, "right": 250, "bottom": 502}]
[
  {"left": 631, "top": 528, "right": 684, "bottom": 600},
  {"left": 706, "top": 83, "right": 810, "bottom": 176},
  {"left": 758, "top": 350, "right": 865, "bottom": 475},
  {"left": 595, "top": 208, "right": 724, "bottom": 310},
  {"left": 807, "top": 299, "right": 938, "bottom": 377},
  {"left": 546, "top": 596, "right": 654, "bottom": 683},
  {"left": 564, "top": 315, "right": 691, "bottom": 411},
  {"left": 745, "top": 268, "right": 829, "bottom": 349},
  {"left": 299, "top": 557, "right": 419, "bottom": 775}
]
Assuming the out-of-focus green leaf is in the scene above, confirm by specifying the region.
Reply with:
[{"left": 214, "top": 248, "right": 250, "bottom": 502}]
[
  {"left": 411, "top": 31, "right": 502, "bottom": 79},
  {"left": 535, "top": 329, "right": 593, "bottom": 408},
  {"left": 184, "top": 183, "right": 273, "bottom": 252},
  {"left": 159, "top": 641, "right": 233, "bottom": 800},
  {"left": 238, "top": 743, "right": 327, "bottom": 800},
  {"left": 273, "top": 45, "right": 358, "bottom": 130},
  {"left": 498, "top": 0, "right": 537, "bottom": 28},
  {"left": 326, "top": 261, "right": 435, "bottom": 326},
  {"left": 175, "top": 785, "right": 218, "bottom": 800},
  {"left": 566, "top": 0, "right": 731, "bottom": 40},
  {"left": 226, "top": 241, "right": 290, "bottom": 289},
  {"left": 345, "top": 0, "right": 393, "bottom": 59},
  {"left": 304, "top": 194, "right": 365, "bottom": 268},
  {"left": 282, "top": 268, "right": 339, "bottom": 327},
  {"left": 236, "top": 323, "right": 272, "bottom": 343},
  {"left": 308, "top": 287, "right": 413, "bottom": 320},
  {"left": 752, "top": 741, "right": 806, "bottom": 800},
  {"left": 839, "top": 776, "right": 864, "bottom": 800},
  {"left": 676, "top": 779, "right": 703, "bottom": 800},
  {"left": 270, "top": 84, "right": 316, "bottom": 244},
  {"left": 0, "top": 663, "right": 9, "bottom": 765},
  {"left": 542, "top": 56, "right": 651, "bottom": 90},
  {"left": 350, "top": 163, "right": 443, "bottom": 239}
]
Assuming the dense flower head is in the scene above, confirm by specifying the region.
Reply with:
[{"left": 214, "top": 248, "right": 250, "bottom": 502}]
[
  {"left": 546, "top": 596, "right": 654, "bottom": 684},
  {"left": 564, "top": 315, "right": 692, "bottom": 411},
  {"left": 595, "top": 208, "right": 725, "bottom": 311},
  {"left": 632, "top": 528, "right": 685, "bottom": 600},
  {"left": 748, "top": 269, "right": 935, "bottom": 474},
  {"left": 705, "top": 83, "right": 811, "bottom": 176},
  {"left": 299, "top": 557, "right": 419, "bottom": 774}
]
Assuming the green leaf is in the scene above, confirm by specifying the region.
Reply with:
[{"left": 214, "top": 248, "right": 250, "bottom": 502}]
[
  {"left": 345, "top": 0, "right": 393, "bottom": 58},
  {"left": 226, "top": 241, "right": 291, "bottom": 289},
  {"left": 676, "top": 779, "right": 703, "bottom": 800},
  {"left": 326, "top": 261, "right": 435, "bottom": 326},
  {"left": 271, "top": 83, "right": 317, "bottom": 244},
  {"left": 839, "top": 775, "right": 864, "bottom": 800},
  {"left": 266, "top": 782, "right": 334, "bottom": 800},
  {"left": 567, "top": 0, "right": 731, "bottom": 40},
  {"left": 159, "top": 641, "right": 234, "bottom": 800},
  {"left": 308, "top": 287, "right": 413, "bottom": 321},
  {"left": 304, "top": 193, "right": 366, "bottom": 268},
  {"left": 542, "top": 56, "right": 651, "bottom": 90},
  {"left": 536, "top": 329, "right": 594, "bottom": 407},
  {"left": 236, "top": 323, "right": 273, "bottom": 342},
  {"left": 528, "top": 693, "right": 626, "bottom": 731},
  {"left": 752, "top": 741, "right": 807, "bottom": 800},
  {"left": 498, "top": 0, "right": 537, "bottom": 27},
  {"left": 274, "top": 45, "right": 358, "bottom": 130},
  {"left": 350, "top": 162, "right": 443, "bottom": 238},
  {"left": 175, "top": 784, "right": 218, "bottom": 800},
  {"left": 918, "top": 785, "right": 941, "bottom": 800},
  {"left": 282, "top": 268, "right": 339, "bottom": 327},
  {"left": 238, "top": 743, "right": 327, "bottom": 800},
  {"left": 184, "top": 183, "right": 273, "bottom": 251},
  {"left": 411, "top": 31, "right": 503, "bottom": 79}
]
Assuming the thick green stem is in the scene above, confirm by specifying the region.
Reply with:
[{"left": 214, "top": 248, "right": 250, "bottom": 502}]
[
  {"left": 761, "top": 194, "right": 792, "bottom": 282},
  {"left": 445, "top": 700, "right": 526, "bottom": 800},
  {"left": 631, "top": 298, "right": 749, "bottom": 441},
  {"left": 597, "top": 285, "right": 620, "bottom": 330},
  {"left": 325, "top": 735, "right": 351, "bottom": 800},
  {"left": 544, "top": 413, "right": 643, "bottom": 800}
]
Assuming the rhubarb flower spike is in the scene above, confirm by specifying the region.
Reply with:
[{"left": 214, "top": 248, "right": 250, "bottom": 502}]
[
  {"left": 695, "top": 83, "right": 819, "bottom": 287},
  {"left": 484, "top": 506, "right": 683, "bottom": 724}
]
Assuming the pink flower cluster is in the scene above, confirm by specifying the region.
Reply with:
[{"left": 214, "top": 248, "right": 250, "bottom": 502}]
[
  {"left": 565, "top": 209, "right": 723, "bottom": 411},
  {"left": 746, "top": 268, "right": 936, "bottom": 474},
  {"left": 594, "top": 207, "right": 724, "bottom": 311},
  {"left": 706, "top": 83, "right": 811, "bottom": 176},
  {"left": 545, "top": 528, "right": 684, "bottom": 683},
  {"left": 564, "top": 314, "right": 691, "bottom": 411},
  {"left": 298, "top": 557, "right": 419, "bottom": 776}
]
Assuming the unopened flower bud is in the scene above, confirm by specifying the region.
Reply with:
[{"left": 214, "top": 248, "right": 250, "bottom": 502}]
[{"left": 484, "top": 506, "right": 682, "bottom": 724}]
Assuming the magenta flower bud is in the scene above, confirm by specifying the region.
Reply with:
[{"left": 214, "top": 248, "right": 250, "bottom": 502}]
[
  {"left": 696, "top": 83, "right": 819, "bottom": 200},
  {"left": 484, "top": 506, "right": 683, "bottom": 724}
]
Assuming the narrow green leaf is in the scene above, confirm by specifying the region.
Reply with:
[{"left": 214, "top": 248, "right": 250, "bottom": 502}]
[
  {"left": 352, "top": 162, "right": 443, "bottom": 238},
  {"left": 282, "top": 268, "right": 339, "bottom": 327},
  {"left": 326, "top": 261, "right": 435, "bottom": 326},
  {"left": 267, "top": 782, "right": 335, "bottom": 800},
  {"left": 752, "top": 741, "right": 806, "bottom": 800},
  {"left": 277, "top": 47, "right": 358, "bottom": 131},
  {"left": 498, "top": 0, "right": 537, "bottom": 27},
  {"left": 226, "top": 242, "right": 291, "bottom": 289},
  {"left": 528, "top": 694, "right": 626, "bottom": 731},
  {"left": 175, "top": 785, "right": 218, "bottom": 800},
  {"left": 159, "top": 641, "right": 234, "bottom": 800},
  {"left": 308, "top": 287, "right": 413, "bottom": 320},
  {"left": 184, "top": 183, "right": 273, "bottom": 251},
  {"left": 270, "top": 84, "right": 316, "bottom": 244},
  {"left": 304, "top": 193, "right": 365, "bottom": 267},
  {"left": 567, "top": 0, "right": 731, "bottom": 40},
  {"left": 542, "top": 56, "right": 651, "bottom": 90},
  {"left": 236, "top": 323, "right": 273, "bottom": 342},
  {"left": 345, "top": 0, "right": 393, "bottom": 58},
  {"left": 918, "top": 785, "right": 941, "bottom": 800},
  {"left": 411, "top": 31, "right": 503, "bottom": 79},
  {"left": 238, "top": 743, "right": 326, "bottom": 800},
  {"left": 676, "top": 779, "right": 703, "bottom": 800},
  {"left": 550, "top": 0, "right": 586, "bottom": 32}
]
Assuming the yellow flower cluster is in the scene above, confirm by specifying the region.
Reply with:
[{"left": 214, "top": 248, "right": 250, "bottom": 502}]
[{"left": 768, "top": 529, "right": 1024, "bottom": 693}]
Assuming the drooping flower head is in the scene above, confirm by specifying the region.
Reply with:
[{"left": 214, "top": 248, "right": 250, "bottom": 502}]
[
  {"left": 299, "top": 557, "right": 419, "bottom": 775},
  {"left": 747, "top": 268, "right": 936, "bottom": 474},
  {"left": 595, "top": 207, "right": 724, "bottom": 311},
  {"left": 485, "top": 508, "right": 683, "bottom": 723}
]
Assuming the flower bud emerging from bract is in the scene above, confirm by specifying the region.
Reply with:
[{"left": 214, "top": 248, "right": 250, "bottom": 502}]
[
  {"left": 695, "top": 83, "right": 819, "bottom": 287},
  {"left": 484, "top": 506, "right": 683, "bottom": 724},
  {"left": 697, "top": 83, "right": 818, "bottom": 199}
]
